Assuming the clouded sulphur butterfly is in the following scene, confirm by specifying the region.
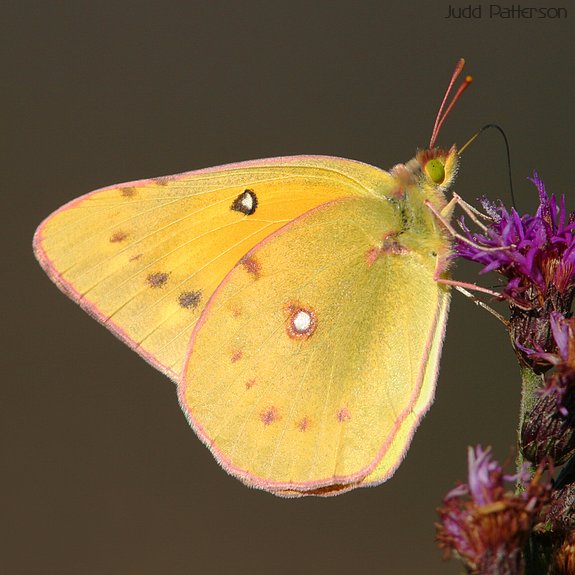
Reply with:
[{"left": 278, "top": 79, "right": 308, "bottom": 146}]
[{"left": 34, "top": 60, "right": 471, "bottom": 497}]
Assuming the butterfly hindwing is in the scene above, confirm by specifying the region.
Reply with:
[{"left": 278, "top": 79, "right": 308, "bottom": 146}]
[{"left": 178, "top": 195, "right": 450, "bottom": 496}]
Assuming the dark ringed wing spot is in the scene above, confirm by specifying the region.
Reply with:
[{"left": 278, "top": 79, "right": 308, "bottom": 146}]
[
  {"left": 231, "top": 189, "right": 258, "bottom": 215},
  {"left": 284, "top": 302, "right": 317, "bottom": 340}
]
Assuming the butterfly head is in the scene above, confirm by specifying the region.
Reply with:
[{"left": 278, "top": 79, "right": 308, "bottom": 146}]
[
  {"left": 418, "top": 145, "right": 459, "bottom": 191},
  {"left": 399, "top": 145, "right": 459, "bottom": 194}
]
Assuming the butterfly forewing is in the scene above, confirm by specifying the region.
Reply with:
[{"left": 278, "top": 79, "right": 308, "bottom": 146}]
[{"left": 34, "top": 157, "right": 388, "bottom": 381}]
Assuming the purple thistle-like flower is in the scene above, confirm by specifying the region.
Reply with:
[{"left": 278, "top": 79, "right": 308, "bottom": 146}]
[
  {"left": 518, "top": 311, "right": 575, "bottom": 371},
  {"left": 540, "top": 313, "right": 575, "bottom": 414},
  {"left": 442, "top": 174, "right": 575, "bottom": 573},
  {"left": 436, "top": 446, "right": 550, "bottom": 575},
  {"left": 456, "top": 173, "right": 575, "bottom": 307},
  {"left": 455, "top": 174, "right": 575, "bottom": 370},
  {"left": 549, "top": 311, "right": 575, "bottom": 366}
]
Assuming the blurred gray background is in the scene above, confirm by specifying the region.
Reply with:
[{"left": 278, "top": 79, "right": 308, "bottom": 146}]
[{"left": 3, "top": 1, "right": 573, "bottom": 573}]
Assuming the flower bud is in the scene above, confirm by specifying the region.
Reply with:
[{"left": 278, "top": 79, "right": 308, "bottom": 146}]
[
  {"left": 521, "top": 373, "right": 575, "bottom": 465},
  {"left": 436, "top": 446, "right": 551, "bottom": 574},
  {"left": 547, "top": 481, "right": 575, "bottom": 534}
]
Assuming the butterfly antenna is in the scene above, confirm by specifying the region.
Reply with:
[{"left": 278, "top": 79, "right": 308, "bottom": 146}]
[
  {"left": 459, "top": 124, "right": 516, "bottom": 207},
  {"left": 429, "top": 59, "right": 473, "bottom": 149}
]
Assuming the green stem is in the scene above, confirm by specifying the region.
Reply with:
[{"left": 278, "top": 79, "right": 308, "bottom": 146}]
[
  {"left": 517, "top": 366, "right": 543, "bottom": 474},
  {"left": 518, "top": 367, "right": 552, "bottom": 574}
]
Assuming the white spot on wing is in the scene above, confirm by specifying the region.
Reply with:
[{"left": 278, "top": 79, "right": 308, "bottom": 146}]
[
  {"left": 240, "top": 192, "right": 253, "bottom": 212},
  {"left": 293, "top": 310, "right": 312, "bottom": 333}
]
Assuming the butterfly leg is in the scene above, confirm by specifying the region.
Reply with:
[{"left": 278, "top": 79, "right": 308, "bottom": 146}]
[
  {"left": 434, "top": 274, "right": 504, "bottom": 299},
  {"left": 427, "top": 197, "right": 506, "bottom": 300},
  {"left": 449, "top": 192, "right": 493, "bottom": 230},
  {"left": 451, "top": 285, "right": 508, "bottom": 324},
  {"left": 425, "top": 198, "right": 513, "bottom": 253}
]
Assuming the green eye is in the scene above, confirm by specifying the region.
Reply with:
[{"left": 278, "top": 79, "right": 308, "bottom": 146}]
[{"left": 425, "top": 159, "right": 445, "bottom": 184}]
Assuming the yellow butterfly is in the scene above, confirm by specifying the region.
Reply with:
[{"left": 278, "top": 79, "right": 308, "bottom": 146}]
[{"left": 34, "top": 60, "right": 472, "bottom": 497}]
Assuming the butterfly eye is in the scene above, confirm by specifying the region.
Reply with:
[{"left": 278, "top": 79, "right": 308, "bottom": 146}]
[{"left": 425, "top": 159, "right": 445, "bottom": 184}]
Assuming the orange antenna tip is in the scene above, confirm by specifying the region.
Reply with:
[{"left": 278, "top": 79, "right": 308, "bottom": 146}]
[{"left": 429, "top": 62, "right": 473, "bottom": 149}]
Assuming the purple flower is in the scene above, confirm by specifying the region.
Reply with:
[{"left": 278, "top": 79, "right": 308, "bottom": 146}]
[
  {"left": 551, "top": 311, "right": 573, "bottom": 362},
  {"left": 455, "top": 174, "right": 575, "bottom": 370},
  {"left": 456, "top": 173, "right": 575, "bottom": 308},
  {"left": 436, "top": 446, "right": 550, "bottom": 574},
  {"left": 518, "top": 312, "right": 575, "bottom": 368}
]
